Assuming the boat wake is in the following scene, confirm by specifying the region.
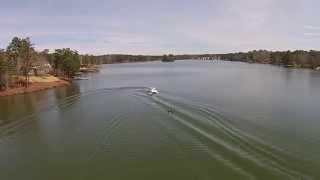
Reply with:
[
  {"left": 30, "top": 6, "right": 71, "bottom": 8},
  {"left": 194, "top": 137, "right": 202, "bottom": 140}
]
[
  {"left": 0, "top": 86, "right": 316, "bottom": 179},
  {"left": 133, "top": 91, "right": 313, "bottom": 180}
]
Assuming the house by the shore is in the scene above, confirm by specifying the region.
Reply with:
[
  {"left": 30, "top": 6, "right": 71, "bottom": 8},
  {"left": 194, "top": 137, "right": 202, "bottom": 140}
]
[{"left": 29, "top": 59, "right": 52, "bottom": 76}]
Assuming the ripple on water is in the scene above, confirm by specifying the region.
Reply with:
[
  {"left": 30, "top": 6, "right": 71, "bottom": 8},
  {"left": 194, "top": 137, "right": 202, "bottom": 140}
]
[
  {"left": 135, "top": 93, "right": 313, "bottom": 180},
  {"left": 0, "top": 86, "right": 318, "bottom": 180}
]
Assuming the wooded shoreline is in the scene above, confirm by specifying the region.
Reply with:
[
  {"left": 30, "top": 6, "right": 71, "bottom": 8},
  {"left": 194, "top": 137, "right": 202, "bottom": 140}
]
[
  {"left": 218, "top": 50, "right": 320, "bottom": 70},
  {"left": 1, "top": 36, "right": 320, "bottom": 97},
  {"left": 0, "top": 79, "right": 70, "bottom": 97}
]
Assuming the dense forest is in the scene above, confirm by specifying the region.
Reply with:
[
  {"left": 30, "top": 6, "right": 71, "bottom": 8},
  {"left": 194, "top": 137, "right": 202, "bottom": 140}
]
[
  {"left": 94, "top": 51, "right": 320, "bottom": 70},
  {"left": 79, "top": 54, "right": 194, "bottom": 65},
  {"left": 218, "top": 50, "right": 320, "bottom": 69},
  {"left": 80, "top": 54, "right": 161, "bottom": 65}
]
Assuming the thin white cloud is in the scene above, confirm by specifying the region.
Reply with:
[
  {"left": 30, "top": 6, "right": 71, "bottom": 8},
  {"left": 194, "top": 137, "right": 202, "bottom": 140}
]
[
  {"left": 303, "top": 33, "right": 320, "bottom": 36},
  {"left": 304, "top": 25, "right": 320, "bottom": 30},
  {"left": 1, "top": 0, "right": 320, "bottom": 54}
]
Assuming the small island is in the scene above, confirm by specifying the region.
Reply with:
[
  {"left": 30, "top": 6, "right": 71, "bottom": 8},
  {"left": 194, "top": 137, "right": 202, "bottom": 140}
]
[{"left": 162, "top": 54, "right": 175, "bottom": 62}]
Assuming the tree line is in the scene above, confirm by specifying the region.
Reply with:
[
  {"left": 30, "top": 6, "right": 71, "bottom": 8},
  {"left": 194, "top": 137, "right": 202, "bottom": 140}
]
[
  {"left": 0, "top": 37, "right": 175, "bottom": 91},
  {"left": 0, "top": 37, "right": 81, "bottom": 90},
  {"left": 218, "top": 50, "right": 320, "bottom": 69},
  {"left": 78, "top": 54, "right": 195, "bottom": 64},
  {"left": 79, "top": 54, "right": 162, "bottom": 65},
  {"left": 2, "top": 37, "right": 319, "bottom": 91}
]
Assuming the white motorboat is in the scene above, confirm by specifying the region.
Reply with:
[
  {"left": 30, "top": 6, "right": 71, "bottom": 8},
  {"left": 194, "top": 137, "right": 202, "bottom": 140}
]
[
  {"left": 74, "top": 77, "right": 90, "bottom": 80},
  {"left": 147, "top": 87, "right": 159, "bottom": 95}
]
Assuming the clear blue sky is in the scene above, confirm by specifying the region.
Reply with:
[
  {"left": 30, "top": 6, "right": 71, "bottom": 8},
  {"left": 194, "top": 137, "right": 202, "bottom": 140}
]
[{"left": 0, "top": 0, "right": 319, "bottom": 55}]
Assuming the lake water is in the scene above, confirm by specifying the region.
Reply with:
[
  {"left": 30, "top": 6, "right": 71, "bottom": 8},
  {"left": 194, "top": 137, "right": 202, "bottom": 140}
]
[{"left": 1, "top": 60, "right": 320, "bottom": 180}]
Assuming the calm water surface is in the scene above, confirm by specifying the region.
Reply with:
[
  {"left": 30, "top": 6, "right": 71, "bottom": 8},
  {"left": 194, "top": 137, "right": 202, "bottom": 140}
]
[{"left": 1, "top": 60, "right": 320, "bottom": 180}]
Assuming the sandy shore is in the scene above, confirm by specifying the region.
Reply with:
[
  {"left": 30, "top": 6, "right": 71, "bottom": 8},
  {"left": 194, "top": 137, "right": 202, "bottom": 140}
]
[{"left": 0, "top": 77, "right": 70, "bottom": 97}]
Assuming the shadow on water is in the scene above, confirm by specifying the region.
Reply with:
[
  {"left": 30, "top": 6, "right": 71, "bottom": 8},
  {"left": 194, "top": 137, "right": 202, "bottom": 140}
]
[{"left": 0, "top": 84, "right": 81, "bottom": 136}]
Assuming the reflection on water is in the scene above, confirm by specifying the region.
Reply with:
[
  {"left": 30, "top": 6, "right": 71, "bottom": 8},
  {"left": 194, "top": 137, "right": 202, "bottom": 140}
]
[
  {"left": 0, "top": 60, "right": 320, "bottom": 180},
  {"left": 0, "top": 84, "right": 80, "bottom": 126}
]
